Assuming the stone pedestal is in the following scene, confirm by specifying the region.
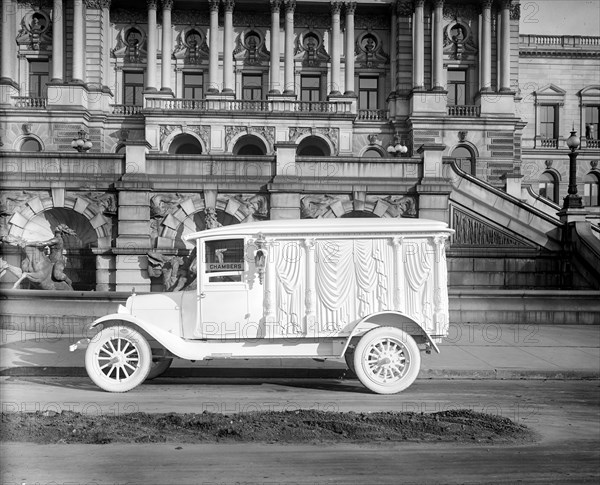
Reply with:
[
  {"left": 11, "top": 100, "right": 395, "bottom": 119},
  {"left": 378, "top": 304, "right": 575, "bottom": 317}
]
[
  {"left": 417, "top": 144, "right": 451, "bottom": 223},
  {"left": 0, "top": 80, "right": 19, "bottom": 106},
  {"left": 46, "top": 83, "right": 88, "bottom": 109},
  {"left": 500, "top": 172, "right": 524, "bottom": 199},
  {"left": 410, "top": 90, "right": 447, "bottom": 116},
  {"left": 476, "top": 91, "right": 515, "bottom": 116}
]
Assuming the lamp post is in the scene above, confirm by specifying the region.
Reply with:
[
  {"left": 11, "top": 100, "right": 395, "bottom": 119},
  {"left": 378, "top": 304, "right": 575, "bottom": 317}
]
[
  {"left": 71, "top": 128, "right": 93, "bottom": 153},
  {"left": 387, "top": 135, "right": 408, "bottom": 157},
  {"left": 562, "top": 130, "right": 583, "bottom": 209}
]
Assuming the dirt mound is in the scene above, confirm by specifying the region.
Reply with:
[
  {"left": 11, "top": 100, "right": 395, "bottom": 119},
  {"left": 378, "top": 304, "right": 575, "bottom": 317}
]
[{"left": 1, "top": 409, "right": 535, "bottom": 445}]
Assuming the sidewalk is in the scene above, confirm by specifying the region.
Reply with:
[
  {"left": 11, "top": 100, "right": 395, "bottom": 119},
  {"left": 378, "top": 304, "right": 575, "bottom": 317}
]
[{"left": 1, "top": 323, "right": 599, "bottom": 379}]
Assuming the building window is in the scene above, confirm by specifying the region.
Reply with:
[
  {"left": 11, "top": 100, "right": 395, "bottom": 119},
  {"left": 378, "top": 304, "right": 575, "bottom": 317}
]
[
  {"left": 583, "top": 173, "right": 599, "bottom": 207},
  {"left": 584, "top": 106, "right": 599, "bottom": 140},
  {"left": 539, "top": 105, "right": 558, "bottom": 139},
  {"left": 539, "top": 171, "right": 558, "bottom": 203},
  {"left": 447, "top": 70, "right": 467, "bottom": 105},
  {"left": 28, "top": 60, "right": 49, "bottom": 97},
  {"left": 300, "top": 75, "right": 321, "bottom": 102},
  {"left": 20, "top": 138, "right": 42, "bottom": 152},
  {"left": 242, "top": 74, "right": 262, "bottom": 100},
  {"left": 183, "top": 73, "right": 204, "bottom": 99},
  {"left": 359, "top": 76, "right": 379, "bottom": 110},
  {"left": 451, "top": 145, "right": 475, "bottom": 175},
  {"left": 123, "top": 71, "right": 144, "bottom": 105}
]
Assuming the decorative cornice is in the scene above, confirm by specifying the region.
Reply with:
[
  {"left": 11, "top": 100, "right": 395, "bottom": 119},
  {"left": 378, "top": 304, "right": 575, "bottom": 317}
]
[
  {"left": 520, "top": 49, "right": 600, "bottom": 58},
  {"left": 510, "top": 2, "right": 520, "bottom": 19},
  {"left": 330, "top": 1, "right": 342, "bottom": 15},
  {"left": 270, "top": 0, "right": 281, "bottom": 13},
  {"left": 208, "top": 0, "right": 219, "bottom": 12},
  {"left": 285, "top": 0, "right": 296, "bottom": 13}
]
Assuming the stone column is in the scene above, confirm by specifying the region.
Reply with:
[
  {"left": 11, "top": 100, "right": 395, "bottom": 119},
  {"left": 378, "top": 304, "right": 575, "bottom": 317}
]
[
  {"left": 51, "top": 0, "right": 64, "bottom": 81},
  {"left": 499, "top": 0, "right": 511, "bottom": 91},
  {"left": 329, "top": 2, "right": 342, "bottom": 94},
  {"left": 413, "top": 0, "right": 424, "bottom": 89},
  {"left": 222, "top": 0, "right": 235, "bottom": 93},
  {"left": 146, "top": 0, "right": 158, "bottom": 90},
  {"left": 432, "top": 0, "right": 444, "bottom": 90},
  {"left": 480, "top": 0, "right": 492, "bottom": 92},
  {"left": 268, "top": 0, "right": 282, "bottom": 94},
  {"left": 390, "top": 4, "right": 397, "bottom": 94},
  {"left": 344, "top": 2, "right": 356, "bottom": 95},
  {"left": 1, "top": 0, "right": 15, "bottom": 83},
  {"left": 160, "top": 0, "right": 173, "bottom": 92},
  {"left": 283, "top": 0, "right": 296, "bottom": 94},
  {"left": 208, "top": 0, "right": 219, "bottom": 93},
  {"left": 72, "top": 0, "right": 85, "bottom": 82}
]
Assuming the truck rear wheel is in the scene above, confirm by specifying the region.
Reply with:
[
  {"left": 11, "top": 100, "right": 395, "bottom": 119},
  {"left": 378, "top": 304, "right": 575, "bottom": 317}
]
[
  {"left": 353, "top": 327, "right": 421, "bottom": 394},
  {"left": 146, "top": 358, "right": 173, "bottom": 380},
  {"left": 85, "top": 325, "right": 152, "bottom": 392}
]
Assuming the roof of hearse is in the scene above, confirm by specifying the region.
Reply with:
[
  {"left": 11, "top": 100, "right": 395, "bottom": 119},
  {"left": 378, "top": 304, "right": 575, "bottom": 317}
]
[{"left": 184, "top": 218, "right": 453, "bottom": 241}]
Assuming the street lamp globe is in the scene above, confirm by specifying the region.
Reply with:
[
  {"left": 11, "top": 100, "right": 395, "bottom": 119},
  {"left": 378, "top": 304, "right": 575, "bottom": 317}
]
[{"left": 566, "top": 130, "right": 580, "bottom": 151}]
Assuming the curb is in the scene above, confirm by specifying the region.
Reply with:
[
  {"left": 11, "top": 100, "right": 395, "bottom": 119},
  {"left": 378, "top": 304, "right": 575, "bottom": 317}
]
[{"left": 1, "top": 366, "right": 598, "bottom": 380}]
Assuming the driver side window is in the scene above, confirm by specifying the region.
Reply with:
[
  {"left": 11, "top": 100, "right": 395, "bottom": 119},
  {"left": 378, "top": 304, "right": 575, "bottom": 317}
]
[{"left": 204, "top": 238, "right": 245, "bottom": 282}]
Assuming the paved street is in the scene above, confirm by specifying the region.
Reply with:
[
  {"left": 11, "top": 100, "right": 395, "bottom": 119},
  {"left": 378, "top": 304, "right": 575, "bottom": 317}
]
[{"left": 1, "top": 377, "right": 599, "bottom": 484}]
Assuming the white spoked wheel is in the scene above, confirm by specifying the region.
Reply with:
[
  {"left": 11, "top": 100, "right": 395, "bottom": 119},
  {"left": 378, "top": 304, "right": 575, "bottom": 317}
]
[
  {"left": 353, "top": 327, "right": 421, "bottom": 394},
  {"left": 146, "top": 358, "right": 173, "bottom": 380},
  {"left": 85, "top": 325, "right": 152, "bottom": 392}
]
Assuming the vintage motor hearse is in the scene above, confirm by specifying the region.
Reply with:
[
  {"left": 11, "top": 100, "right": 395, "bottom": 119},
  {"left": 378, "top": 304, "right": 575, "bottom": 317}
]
[{"left": 78, "top": 218, "right": 453, "bottom": 394}]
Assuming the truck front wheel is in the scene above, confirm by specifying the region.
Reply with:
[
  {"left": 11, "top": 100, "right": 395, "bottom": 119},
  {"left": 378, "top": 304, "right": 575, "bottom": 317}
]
[
  {"left": 85, "top": 325, "right": 152, "bottom": 392},
  {"left": 353, "top": 327, "right": 421, "bottom": 394}
]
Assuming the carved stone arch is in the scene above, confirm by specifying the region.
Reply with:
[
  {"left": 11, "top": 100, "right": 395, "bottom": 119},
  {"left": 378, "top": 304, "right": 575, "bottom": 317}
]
[
  {"left": 162, "top": 128, "right": 207, "bottom": 154},
  {"left": 359, "top": 145, "right": 386, "bottom": 158},
  {"left": 229, "top": 129, "right": 273, "bottom": 155},
  {"left": 14, "top": 134, "right": 45, "bottom": 152},
  {"left": 294, "top": 133, "right": 336, "bottom": 156},
  {"left": 449, "top": 141, "right": 479, "bottom": 158},
  {"left": 300, "top": 193, "right": 417, "bottom": 219},
  {"left": 3, "top": 193, "right": 115, "bottom": 290}
]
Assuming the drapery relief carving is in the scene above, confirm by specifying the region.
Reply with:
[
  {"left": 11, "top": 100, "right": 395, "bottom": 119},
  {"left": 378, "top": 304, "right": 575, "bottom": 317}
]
[
  {"left": 451, "top": 207, "right": 533, "bottom": 247},
  {"left": 274, "top": 241, "right": 305, "bottom": 335},
  {"left": 314, "top": 239, "right": 393, "bottom": 332}
]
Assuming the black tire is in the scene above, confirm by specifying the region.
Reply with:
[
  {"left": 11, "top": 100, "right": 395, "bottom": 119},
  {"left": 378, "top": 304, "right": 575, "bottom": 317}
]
[
  {"left": 353, "top": 326, "right": 421, "bottom": 394},
  {"left": 146, "top": 358, "right": 173, "bottom": 380}
]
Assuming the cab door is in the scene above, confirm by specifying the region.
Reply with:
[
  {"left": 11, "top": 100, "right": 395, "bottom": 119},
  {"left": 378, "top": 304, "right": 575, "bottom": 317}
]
[{"left": 194, "top": 237, "right": 261, "bottom": 339}]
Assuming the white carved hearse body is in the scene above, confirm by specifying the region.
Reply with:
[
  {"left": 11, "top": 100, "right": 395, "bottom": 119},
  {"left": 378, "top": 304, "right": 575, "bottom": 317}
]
[{"left": 80, "top": 218, "right": 453, "bottom": 394}]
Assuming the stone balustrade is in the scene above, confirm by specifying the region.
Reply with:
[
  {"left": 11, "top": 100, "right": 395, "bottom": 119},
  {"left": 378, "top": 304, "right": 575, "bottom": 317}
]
[
  {"left": 356, "top": 109, "right": 389, "bottom": 121},
  {"left": 447, "top": 105, "right": 481, "bottom": 117},
  {"left": 12, "top": 97, "right": 47, "bottom": 108},
  {"left": 111, "top": 104, "right": 143, "bottom": 115}
]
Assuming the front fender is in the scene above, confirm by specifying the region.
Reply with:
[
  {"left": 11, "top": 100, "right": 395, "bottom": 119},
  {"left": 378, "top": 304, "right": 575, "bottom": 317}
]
[
  {"left": 341, "top": 311, "right": 440, "bottom": 357},
  {"left": 88, "top": 314, "right": 197, "bottom": 360}
]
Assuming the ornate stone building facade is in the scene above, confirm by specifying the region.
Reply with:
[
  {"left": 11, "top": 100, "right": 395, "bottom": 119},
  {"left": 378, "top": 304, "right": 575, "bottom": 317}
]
[{"left": 0, "top": 0, "right": 598, "bottom": 292}]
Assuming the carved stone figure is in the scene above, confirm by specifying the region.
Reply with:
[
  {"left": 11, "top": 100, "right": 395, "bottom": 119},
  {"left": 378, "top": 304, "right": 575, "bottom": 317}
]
[
  {"left": 147, "top": 252, "right": 190, "bottom": 292},
  {"left": 0, "top": 224, "right": 77, "bottom": 290}
]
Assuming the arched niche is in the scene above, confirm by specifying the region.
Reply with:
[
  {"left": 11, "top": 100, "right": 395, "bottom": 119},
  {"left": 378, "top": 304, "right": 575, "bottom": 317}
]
[
  {"left": 168, "top": 134, "right": 203, "bottom": 155},
  {"left": 232, "top": 134, "right": 268, "bottom": 156},
  {"left": 296, "top": 136, "right": 332, "bottom": 156}
]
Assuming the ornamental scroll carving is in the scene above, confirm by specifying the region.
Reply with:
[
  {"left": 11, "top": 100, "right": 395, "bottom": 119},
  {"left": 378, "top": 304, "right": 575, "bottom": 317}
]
[
  {"left": 355, "top": 32, "right": 389, "bottom": 69},
  {"left": 173, "top": 28, "right": 209, "bottom": 64},
  {"left": 233, "top": 30, "right": 270, "bottom": 66},
  {"left": 295, "top": 31, "right": 330, "bottom": 67},
  {"left": 290, "top": 127, "right": 338, "bottom": 152},
  {"left": 300, "top": 194, "right": 349, "bottom": 219},
  {"left": 452, "top": 208, "right": 532, "bottom": 247},
  {"left": 16, "top": 10, "right": 52, "bottom": 50}
]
